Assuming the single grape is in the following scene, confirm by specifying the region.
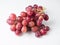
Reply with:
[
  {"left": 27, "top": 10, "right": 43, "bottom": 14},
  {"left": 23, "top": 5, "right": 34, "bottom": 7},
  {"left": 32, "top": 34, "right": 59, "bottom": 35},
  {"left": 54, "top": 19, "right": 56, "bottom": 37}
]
[
  {"left": 17, "top": 16, "right": 23, "bottom": 22},
  {"left": 44, "top": 14, "right": 49, "bottom": 21},
  {"left": 26, "top": 16, "right": 31, "bottom": 22},
  {"left": 21, "top": 26, "right": 27, "bottom": 33},
  {"left": 35, "top": 31, "right": 41, "bottom": 37},
  {"left": 37, "top": 20, "right": 42, "bottom": 26},
  {"left": 9, "top": 13, "right": 16, "bottom": 20},
  {"left": 15, "top": 30, "right": 21, "bottom": 36},
  {"left": 16, "top": 22, "right": 22, "bottom": 30},
  {"left": 20, "top": 12, "right": 27, "bottom": 17},
  {"left": 38, "top": 6, "right": 43, "bottom": 10},
  {"left": 7, "top": 19, "right": 15, "bottom": 25},
  {"left": 31, "top": 26, "right": 39, "bottom": 32},
  {"left": 25, "top": 5, "right": 32, "bottom": 11},
  {"left": 33, "top": 4, "right": 38, "bottom": 8},
  {"left": 29, "top": 21, "right": 35, "bottom": 27},
  {"left": 38, "top": 16, "right": 44, "bottom": 22},
  {"left": 40, "top": 29, "right": 47, "bottom": 35},
  {"left": 22, "top": 20, "right": 28, "bottom": 26},
  {"left": 40, "top": 24, "right": 45, "bottom": 29},
  {"left": 27, "top": 11, "right": 34, "bottom": 16},
  {"left": 44, "top": 26, "right": 50, "bottom": 31},
  {"left": 10, "top": 24, "right": 16, "bottom": 31}
]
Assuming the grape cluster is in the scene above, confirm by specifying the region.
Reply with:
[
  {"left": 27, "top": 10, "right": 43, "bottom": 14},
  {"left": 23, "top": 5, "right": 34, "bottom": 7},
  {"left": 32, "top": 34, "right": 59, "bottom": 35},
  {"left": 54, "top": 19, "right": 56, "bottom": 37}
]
[{"left": 7, "top": 4, "right": 50, "bottom": 38}]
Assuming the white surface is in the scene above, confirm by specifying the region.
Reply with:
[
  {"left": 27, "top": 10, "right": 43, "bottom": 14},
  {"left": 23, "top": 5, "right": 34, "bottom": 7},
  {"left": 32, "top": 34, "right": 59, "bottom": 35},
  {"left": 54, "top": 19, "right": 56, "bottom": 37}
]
[{"left": 0, "top": 0, "right": 60, "bottom": 45}]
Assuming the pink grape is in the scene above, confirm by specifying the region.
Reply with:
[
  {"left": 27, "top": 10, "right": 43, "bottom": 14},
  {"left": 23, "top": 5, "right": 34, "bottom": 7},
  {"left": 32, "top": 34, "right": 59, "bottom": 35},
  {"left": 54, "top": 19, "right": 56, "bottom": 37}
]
[
  {"left": 17, "top": 16, "right": 23, "bottom": 22},
  {"left": 26, "top": 16, "right": 31, "bottom": 22},
  {"left": 40, "top": 29, "right": 47, "bottom": 35},
  {"left": 10, "top": 25, "right": 16, "bottom": 31},
  {"left": 22, "top": 20, "right": 28, "bottom": 26},
  {"left": 38, "top": 16, "right": 44, "bottom": 22},
  {"left": 16, "top": 22, "right": 22, "bottom": 30},
  {"left": 37, "top": 20, "right": 42, "bottom": 26},
  {"left": 29, "top": 21, "right": 35, "bottom": 27},
  {"left": 33, "top": 4, "right": 38, "bottom": 8},
  {"left": 35, "top": 31, "right": 41, "bottom": 37},
  {"left": 27, "top": 11, "right": 34, "bottom": 16},
  {"left": 25, "top": 5, "right": 32, "bottom": 11},
  {"left": 38, "top": 6, "right": 43, "bottom": 10},
  {"left": 31, "top": 26, "right": 39, "bottom": 32},
  {"left": 21, "top": 26, "right": 27, "bottom": 33},
  {"left": 20, "top": 12, "right": 27, "bottom": 17},
  {"left": 15, "top": 30, "right": 21, "bottom": 36},
  {"left": 44, "top": 26, "right": 50, "bottom": 31},
  {"left": 7, "top": 19, "right": 15, "bottom": 25},
  {"left": 9, "top": 13, "right": 16, "bottom": 20}
]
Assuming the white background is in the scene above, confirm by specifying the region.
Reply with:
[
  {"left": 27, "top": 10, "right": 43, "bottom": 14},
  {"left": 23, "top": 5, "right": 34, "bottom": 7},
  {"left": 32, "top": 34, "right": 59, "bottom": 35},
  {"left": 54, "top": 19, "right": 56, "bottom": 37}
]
[{"left": 0, "top": 0, "right": 60, "bottom": 45}]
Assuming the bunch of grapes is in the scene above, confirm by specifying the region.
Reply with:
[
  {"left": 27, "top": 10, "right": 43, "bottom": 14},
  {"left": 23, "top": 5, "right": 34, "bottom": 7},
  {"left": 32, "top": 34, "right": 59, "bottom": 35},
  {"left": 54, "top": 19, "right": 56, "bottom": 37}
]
[{"left": 7, "top": 4, "right": 50, "bottom": 38}]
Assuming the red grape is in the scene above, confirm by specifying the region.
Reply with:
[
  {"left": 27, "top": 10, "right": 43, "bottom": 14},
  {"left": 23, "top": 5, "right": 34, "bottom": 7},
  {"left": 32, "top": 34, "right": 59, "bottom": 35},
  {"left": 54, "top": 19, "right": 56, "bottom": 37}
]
[
  {"left": 27, "top": 11, "right": 34, "bottom": 16},
  {"left": 20, "top": 12, "right": 27, "bottom": 17},
  {"left": 9, "top": 13, "right": 16, "bottom": 20},
  {"left": 21, "top": 26, "right": 27, "bottom": 33},
  {"left": 38, "top": 16, "right": 44, "bottom": 21},
  {"left": 37, "top": 20, "right": 42, "bottom": 26},
  {"left": 40, "top": 24, "right": 45, "bottom": 29},
  {"left": 22, "top": 20, "right": 28, "bottom": 26},
  {"left": 17, "top": 16, "right": 23, "bottom": 22},
  {"left": 38, "top": 6, "right": 43, "bottom": 10},
  {"left": 35, "top": 31, "right": 41, "bottom": 37},
  {"left": 33, "top": 4, "right": 38, "bottom": 8},
  {"left": 16, "top": 22, "right": 22, "bottom": 30},
  {"left": 44, "top": 14, "right": 49, "bottom": 21},
  {"left": 26, "top": 5, "right": 32, "bottom": 11},
  {"left": 44, "top": 26, "right": 50, "bottom": 31},
  {"left": 15, "top": 30, "right": 21, "bottom": 36},
  {"left": 10, "top": 25, "right": 16, "bottom": 31},
  {"left": 29, "top": 21, "right": 35, "bottom": 27},
  {"left": 40, "top": 29, "right": 47, "bottom": 35},
  {"left": 26, "top": 16, "right": 31, "bottom": 22},
  {"left": 35, "top": 13, "right": 40, "bottom": 17},
  {"left": 40, "top": 13, "right": 45, "bottom": 18},
  {"left": 7, "top": 19, "right": 15, "bottom": 25},
  {"left": 31, "top": 26, "right": 39, "bottom": 32}
]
